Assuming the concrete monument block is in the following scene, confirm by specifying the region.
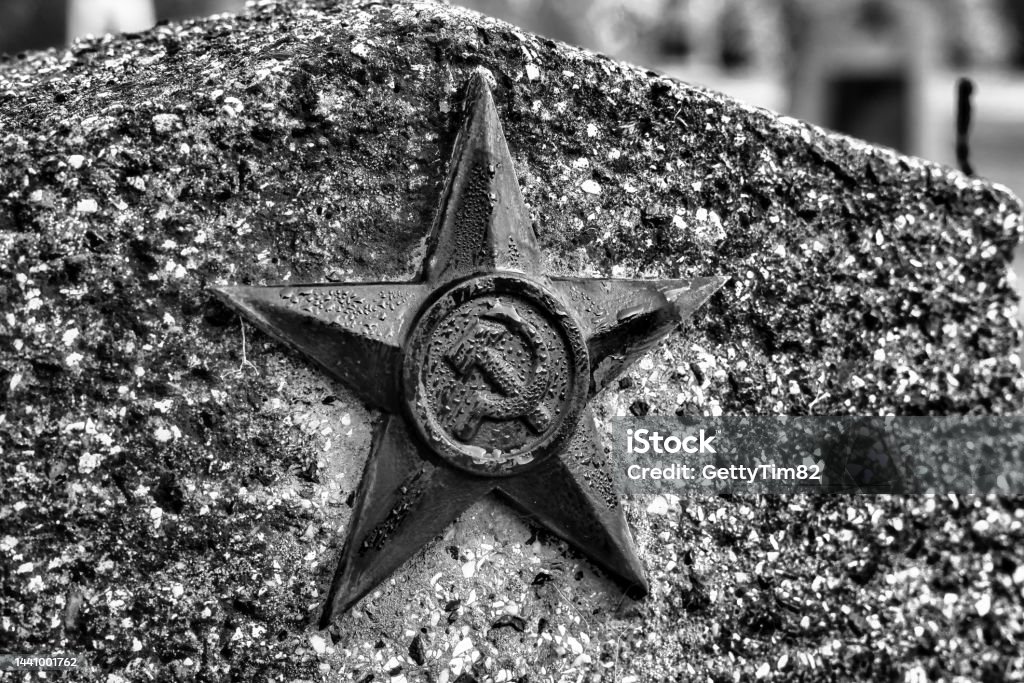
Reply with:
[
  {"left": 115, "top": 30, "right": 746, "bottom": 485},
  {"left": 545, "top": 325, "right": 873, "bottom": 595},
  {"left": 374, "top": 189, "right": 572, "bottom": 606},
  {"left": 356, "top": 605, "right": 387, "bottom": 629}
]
[{"left": 1, "top": 0, "right": 1022, "bottom": 680}]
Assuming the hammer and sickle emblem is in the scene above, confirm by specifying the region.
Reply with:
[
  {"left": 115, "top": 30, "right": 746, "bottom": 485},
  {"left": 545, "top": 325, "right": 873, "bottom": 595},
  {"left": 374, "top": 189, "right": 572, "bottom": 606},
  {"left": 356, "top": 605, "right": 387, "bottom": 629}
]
[{"left": 441, "top": 303, "right": 553, "bottom": 442}]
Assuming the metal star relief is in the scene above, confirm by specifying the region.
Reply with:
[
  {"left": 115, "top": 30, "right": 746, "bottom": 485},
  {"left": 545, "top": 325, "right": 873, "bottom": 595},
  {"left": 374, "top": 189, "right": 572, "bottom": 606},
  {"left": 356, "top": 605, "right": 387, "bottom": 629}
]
[{"left": 212, "top": 73, "right": 726, "bottom": 627}]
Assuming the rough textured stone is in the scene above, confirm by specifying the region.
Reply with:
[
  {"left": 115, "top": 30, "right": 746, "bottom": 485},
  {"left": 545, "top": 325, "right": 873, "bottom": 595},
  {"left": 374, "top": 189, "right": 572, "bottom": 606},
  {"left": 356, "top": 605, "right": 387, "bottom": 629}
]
[{"left": 1, "top": 1, "right": 1023, "bottom": 681}]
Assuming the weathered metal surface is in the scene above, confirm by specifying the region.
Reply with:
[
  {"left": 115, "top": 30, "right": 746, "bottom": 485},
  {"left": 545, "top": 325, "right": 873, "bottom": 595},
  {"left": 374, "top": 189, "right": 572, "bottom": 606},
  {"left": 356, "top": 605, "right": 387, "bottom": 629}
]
[{"left": 213, "top": 72, "right": 726, "bottom": 626}]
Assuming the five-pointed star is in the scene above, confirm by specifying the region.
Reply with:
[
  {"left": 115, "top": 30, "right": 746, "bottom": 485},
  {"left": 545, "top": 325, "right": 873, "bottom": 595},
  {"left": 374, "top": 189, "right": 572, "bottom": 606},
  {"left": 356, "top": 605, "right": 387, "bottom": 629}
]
[{"left": 213, "top": 72, "right": 726, "bottom": 627}]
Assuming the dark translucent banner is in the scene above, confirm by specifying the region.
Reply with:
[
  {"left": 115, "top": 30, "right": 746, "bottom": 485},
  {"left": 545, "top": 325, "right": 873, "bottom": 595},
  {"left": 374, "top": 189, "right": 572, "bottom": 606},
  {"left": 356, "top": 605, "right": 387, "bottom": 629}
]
[{"left": 609, "top": 417, "right": 1024, "bottom": 494}]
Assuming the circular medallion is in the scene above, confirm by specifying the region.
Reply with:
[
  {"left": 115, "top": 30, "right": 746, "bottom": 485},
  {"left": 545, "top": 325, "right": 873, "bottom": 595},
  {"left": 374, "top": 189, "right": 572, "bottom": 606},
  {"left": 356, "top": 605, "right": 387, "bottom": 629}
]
[{"left": 403, "top": 274, "right": 589, "bottom": 476}]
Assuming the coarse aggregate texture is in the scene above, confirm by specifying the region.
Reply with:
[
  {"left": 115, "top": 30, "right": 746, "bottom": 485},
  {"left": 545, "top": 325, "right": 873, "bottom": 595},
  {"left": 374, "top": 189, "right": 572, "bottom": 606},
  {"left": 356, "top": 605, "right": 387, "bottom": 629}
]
[{"left": 2, "top": 1, "right": 1024, "bottom": 681}]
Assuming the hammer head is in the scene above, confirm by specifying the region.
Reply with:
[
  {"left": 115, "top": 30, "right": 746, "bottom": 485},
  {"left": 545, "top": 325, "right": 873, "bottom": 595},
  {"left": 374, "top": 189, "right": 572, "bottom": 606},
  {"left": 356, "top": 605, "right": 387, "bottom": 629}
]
[{"left": 446, "top": 320, "right": 505, "bottom": 376}]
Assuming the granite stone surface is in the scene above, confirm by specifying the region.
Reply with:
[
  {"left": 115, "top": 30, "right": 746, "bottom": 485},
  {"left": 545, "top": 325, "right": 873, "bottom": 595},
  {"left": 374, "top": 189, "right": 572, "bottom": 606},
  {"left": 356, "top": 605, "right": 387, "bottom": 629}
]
[{"left": 2, "top": 1, "right": 1023, "bottom": 681}]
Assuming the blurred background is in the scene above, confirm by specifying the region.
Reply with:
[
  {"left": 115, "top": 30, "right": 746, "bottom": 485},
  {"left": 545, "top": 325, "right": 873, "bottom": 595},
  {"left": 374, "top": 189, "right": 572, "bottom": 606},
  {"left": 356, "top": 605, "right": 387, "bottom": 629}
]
[{"left": 2, "top": 0, "right": 1022, "bottom": 318}]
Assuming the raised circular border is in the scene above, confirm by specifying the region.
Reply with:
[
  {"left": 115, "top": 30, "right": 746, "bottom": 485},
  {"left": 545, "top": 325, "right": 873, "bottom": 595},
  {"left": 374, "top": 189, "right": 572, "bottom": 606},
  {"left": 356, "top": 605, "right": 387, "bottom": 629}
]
[{"left": 402, "top": 273, "right": 590, "bottom": 477}]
